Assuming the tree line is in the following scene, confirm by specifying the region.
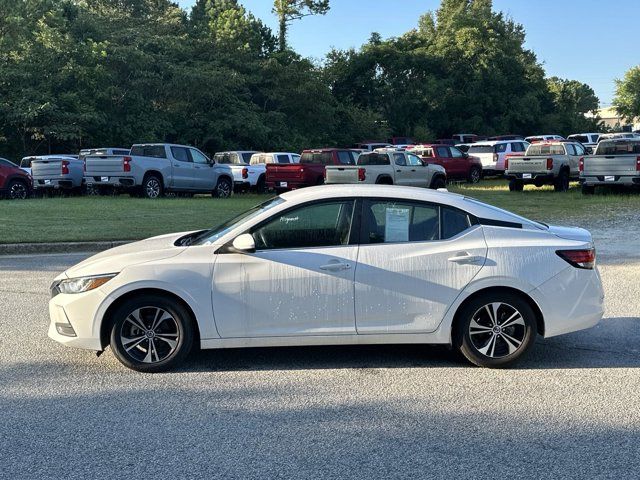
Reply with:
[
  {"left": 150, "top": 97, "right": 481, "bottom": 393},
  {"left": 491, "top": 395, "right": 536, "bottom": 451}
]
[{"left": 0, "top": 0, "right": 602, "bottom": 160}]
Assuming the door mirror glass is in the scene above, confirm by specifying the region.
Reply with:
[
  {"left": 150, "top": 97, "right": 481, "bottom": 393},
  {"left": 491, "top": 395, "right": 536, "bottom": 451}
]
[{"left": 232, "top": 233, "right": 256, "bottom": 253}]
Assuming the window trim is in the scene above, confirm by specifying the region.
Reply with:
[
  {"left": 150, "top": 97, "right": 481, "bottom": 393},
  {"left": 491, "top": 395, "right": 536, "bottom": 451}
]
[
  {"left": 246, "top": 197, "right": 360, "bottom": 251},
  {"left": 358, "top": 197, "right": 476, "bottom": 246}
]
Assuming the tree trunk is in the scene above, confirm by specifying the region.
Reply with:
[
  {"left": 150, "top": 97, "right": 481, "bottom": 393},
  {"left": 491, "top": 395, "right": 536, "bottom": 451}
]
[{"left": 278, "top": 14, "right": 287, "bottom": 51}]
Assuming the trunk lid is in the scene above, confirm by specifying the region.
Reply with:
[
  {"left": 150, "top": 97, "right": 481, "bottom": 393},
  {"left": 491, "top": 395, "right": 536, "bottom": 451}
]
[
  {"left": 508, "top": 156, "right": 547, "bottom": 172},
  {"left": 547, "top": 225, "right": 593, "bottom": 244},
  {"left": 31, "top": 158, "right": 66, "bottom": 178},
  {"left": 266, "top": 164, "right": 304, "bottom": 181},
  {"left": 85, "top": 155, "right": 127, "bottom": 175},
  {"left": 325, "top": 166, "right": 359, "bottom": 184},
  {"left": 583, "top": 155, "right": 638, "bottom": 175}
]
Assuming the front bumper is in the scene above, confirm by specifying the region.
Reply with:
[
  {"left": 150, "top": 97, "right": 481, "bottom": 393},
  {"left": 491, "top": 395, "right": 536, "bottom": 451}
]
[
  {"left": 48, "top": 288, "right": 107, "bottom": 351},
  {"left": 580, "top": 175, "right": 640, "bottom": 187}
]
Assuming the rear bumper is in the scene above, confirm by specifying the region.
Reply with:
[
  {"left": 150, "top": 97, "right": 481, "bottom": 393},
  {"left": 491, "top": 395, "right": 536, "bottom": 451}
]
[
  {"left": 266, "top": 180, "right": 307, "bottom": 190},
  {"left": 505, "top": 172, "right": 554, "bottom": 183},
  {"left": 33, "top": 178, "right": 80, "bottom": 189},
  {"left": 580, "top": 175, "right": 640, "bottom": 186},
  {"left": 85, "top": 176, "right": 137, "bottom": 187}
]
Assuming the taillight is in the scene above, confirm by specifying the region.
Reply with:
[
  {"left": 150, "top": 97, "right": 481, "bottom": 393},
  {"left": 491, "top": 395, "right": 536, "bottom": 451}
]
[
  {"left": 504, "top": 158, "right": 509, "bottom": 170},
  {"left": 61, "top": 160, "right": 69, "bottom": 175},
  {"left": 636, "top": 155, "right": 640, "bottom": 171},
  {"left": 358, "top": 167, "right": 366, "bottom": 181},
  {"left": 493, "top": 153, "right": 498, "bottom": 163},
  {"left": 123, "top": 156, "right": 131, "bottom": 172},
  {"left": 546, "top": 158, "right": 553, "bottom": 170},
  {"left": 556, "top": 249, "right": 596, "bottom": 269},
  {"left": 579, "top": 158, "right": 584, "bottom": 173},
  {"left": 242, "top": 167, "right": 248, "bottom": 179}
]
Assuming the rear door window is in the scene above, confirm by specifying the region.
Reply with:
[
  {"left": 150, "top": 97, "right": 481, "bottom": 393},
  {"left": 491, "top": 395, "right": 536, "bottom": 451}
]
[
  {"left": 362, "top": 200, "right": 440, "bottom": 244},
  {"left": 357, "top": 153, "right": 390, "bottom": 165},
  {"left": 496, "top": 143, "right": 508, "bottom": 153},
  {"left": 171, "top": 147, "right": 191, "bottom": 163},
  {"left": 393, "top": 153, "right": 406, "bottom": 166},
  {"left": 130, "top": 145, "right": 167, "bottom": 158}
]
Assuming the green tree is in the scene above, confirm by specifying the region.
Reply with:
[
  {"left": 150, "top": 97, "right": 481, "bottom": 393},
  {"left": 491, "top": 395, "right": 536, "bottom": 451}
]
[
  {"left": 613, "top": 66, "right": 640, "bottom": 123},
  {"left": 272, "top": 0, "right": 329, "bottom": 52},
  {"left": 543, "top": 77, "right": 600, "bottom": 134}
]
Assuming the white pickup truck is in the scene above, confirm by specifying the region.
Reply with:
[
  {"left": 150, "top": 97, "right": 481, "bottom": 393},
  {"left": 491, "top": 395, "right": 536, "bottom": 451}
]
[
  {"left": 325, "top": 149, "right": 446, "bottom": 189},
  {"left": 84, "top": 143, "right": 234, "bottom": 198},
  {"left": 580, "top": 138, "right": 640, "bottom": 194},
  {"left": 213, "top": 151, "right": 260, "bottom": 192},
  {"left": 505, "top": 141, "right": 586, "bottom": 192}
]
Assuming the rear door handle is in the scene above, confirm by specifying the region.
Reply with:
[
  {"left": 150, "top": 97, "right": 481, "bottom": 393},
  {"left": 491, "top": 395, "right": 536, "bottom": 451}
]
[
  {"left": 448, "top": 252, "right": 484, "bottom": 264},
  {"left": 319, "top": 261, "right": 351, "bottom": 271}
]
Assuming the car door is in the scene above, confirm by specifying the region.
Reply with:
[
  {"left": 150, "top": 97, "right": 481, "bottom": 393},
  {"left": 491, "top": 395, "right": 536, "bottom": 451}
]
[
  {"left": 169, "top": 146, "right": 194, "bottom": 189},
  {"left": 406, "top": 153, "right": 429, "bottom": 187},
  {"left": 434, "top": 146, "right": 452, "bottom": 175},
  {"left": 211, "top": 199, "right": 359, "bottom": 338},
  {"left": 354, "top": 198, "right": 487, "bottom": 333},
  {"left": 391, "top": 152, "right": 414, "bottom": 185},
  {"left": 567, "top": 143, "right": 583, "bottom": 176},
  {"left": 189, "top": 148, "right": 216, "bottom": 191},
  {"left": 448, "top": 146, "right": 467, "bottom": 178}
]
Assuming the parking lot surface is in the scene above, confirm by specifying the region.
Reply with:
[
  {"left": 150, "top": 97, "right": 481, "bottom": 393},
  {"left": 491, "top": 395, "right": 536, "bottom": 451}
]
[{"left": 1, "top": 251, "right": 639, "bottom": 479}]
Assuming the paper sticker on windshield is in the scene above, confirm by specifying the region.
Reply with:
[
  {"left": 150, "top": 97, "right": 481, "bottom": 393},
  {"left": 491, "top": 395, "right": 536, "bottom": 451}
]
[{"left": 385, "top": 208, "right": 410, "bottom": 242}]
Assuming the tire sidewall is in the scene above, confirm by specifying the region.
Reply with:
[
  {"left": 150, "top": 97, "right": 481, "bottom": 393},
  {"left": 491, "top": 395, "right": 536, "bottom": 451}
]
[
  {"left": 8, "top": 180, "right": 28, "bottom": 200},
  {"left": 214, "top": 177, "right": 232, "bottom": 198},
  {"left": 143, "top": 175, "right": 163, "bottom": 199},
  {"left": 453, "top": 292, "right": 537, "bottom": 368},
  {"left": 109, "top": 295, "right": 194, "bottom": 372}
]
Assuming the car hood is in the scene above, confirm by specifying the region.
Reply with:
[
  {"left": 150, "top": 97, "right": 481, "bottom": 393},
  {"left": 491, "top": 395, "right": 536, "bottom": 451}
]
[
  {"left": 62, "top": 231, "right": 194, "bottom": 279},
  {"left": 547, "top": 225, "right": 593, "bottom": 244}
]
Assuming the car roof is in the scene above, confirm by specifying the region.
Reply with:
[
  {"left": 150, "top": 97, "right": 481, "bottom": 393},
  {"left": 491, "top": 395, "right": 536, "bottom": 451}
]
[
  {"left": 252, "top": 152, "right": 299, "bottom": 156},
  {"left": 278, "top": 185, "right": 543, "bottom": 229},
  {"left": 468, "top": 140, "right": 510, "bottom": 146},
  {"left": 302, "top": 148, "right": 358, "bottom": 152}
]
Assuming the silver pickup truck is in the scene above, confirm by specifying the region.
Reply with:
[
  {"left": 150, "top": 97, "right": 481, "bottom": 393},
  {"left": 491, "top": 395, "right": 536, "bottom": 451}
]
[
  {"left": 325, "top": 149, "right": 447, "bottom": 189},
  {"left": 84, "top": 143, "right": 234, "bottom": 198},
  {"left": 28, "top": 155, "right": 84, "bottom": 193},
  {"left": 580, "top": 138, "right": 640, "bottom": 194},
  {"left": 505, "top": 141, "right": 586, "bottom": 192}
]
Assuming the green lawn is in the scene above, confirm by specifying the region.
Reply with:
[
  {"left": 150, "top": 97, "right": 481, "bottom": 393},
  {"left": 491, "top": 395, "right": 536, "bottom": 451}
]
[{"left": 1, "top": 181, "right": 639, "bottom": 244}]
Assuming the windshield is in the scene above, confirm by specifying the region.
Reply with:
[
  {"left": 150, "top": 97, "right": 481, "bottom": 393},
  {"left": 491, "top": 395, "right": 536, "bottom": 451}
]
[
  {"left": 190, "top": 197, "right": 285, "bottom": 246},
  {"left": 467, "top": 145, "right": 494, "bottom": 154}
]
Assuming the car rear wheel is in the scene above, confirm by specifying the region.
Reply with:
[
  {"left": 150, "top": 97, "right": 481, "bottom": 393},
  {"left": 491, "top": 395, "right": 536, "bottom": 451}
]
[
  {"left": 213, "top": 177, "right": 232, "bottom": 198},
  {"left": 256, "top": 175, "right": 266, "bottom": 193},
  {"left": 110, "top": 295, "right": 194, "bottom": 372},
  {"left": 508, "top": 179, "right": 524, "bottom": 191},
  {"left": 430, "top": 176, "right": 446, "bottom": 189},
  {"left": 142, "top": 175, "right": 163, "bottom": 199},
  {"left": 8, "top": 180, "right": 28, "bottom": 200},
  {"left": 554, "top": 170, "right": 570, "bottom": 192},
  {"left": 468, "top": 166, "right": 481, "bottom": 184},
  {"left": 581, "top": 184, "right": 595, "bottom": 195},
  {"left": 454, "top": 292, "right": 537, "bottom": 368}
]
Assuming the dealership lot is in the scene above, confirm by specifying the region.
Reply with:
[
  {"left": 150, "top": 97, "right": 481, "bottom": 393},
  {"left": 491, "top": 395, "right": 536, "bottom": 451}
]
[{"left": 1, "top": 248, "right": 639, "bottom": 478}]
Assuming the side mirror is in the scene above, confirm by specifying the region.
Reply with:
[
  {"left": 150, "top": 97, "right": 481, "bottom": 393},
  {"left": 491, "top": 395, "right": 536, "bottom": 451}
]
[
  {"left": 231, "top": 233, "right": 256, "bottom": 253},
  {"left": 462, "top": 152, "right": 469, "bottom": 158}
]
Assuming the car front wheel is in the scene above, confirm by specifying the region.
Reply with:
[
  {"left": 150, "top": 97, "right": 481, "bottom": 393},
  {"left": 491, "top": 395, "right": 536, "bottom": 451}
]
[
  {"left": 110, "top": 295, "right": 194, "bottom": 372},
  {"left": 213, "top": 177, "right": 232, "bottom": 198},
  {"left": 8, "top": 180, "right": 29, "bottom": 200},
  {"left": 468, "top": 166, "right": 481, "bottom": 184},
  {"left": 453, "top": 292, "right": 537, "bottom": 368}
]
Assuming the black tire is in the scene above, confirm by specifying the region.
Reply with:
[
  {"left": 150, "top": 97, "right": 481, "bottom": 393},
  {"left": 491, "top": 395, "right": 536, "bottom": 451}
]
[
  {"left": 256, "top": 175, "right": 266, "bottom": 193},
  {"left": 581, "top": 184, "right": 595, "bottom": 195},
  {"left": 554, "top": 169, "right": 570, "bottom": 192},
  {"left": 468, "top": 166, "right": 482, "bottom": 184},
  {"left": 430, "top": 176, "right": 446, "bottom": 189},
  {"left": 142, "top": 174, "right": 164, "bottom": 199},
  {"left": 109, "top": 294, "right": 194, "bottom": 373},
  {"left": 375, "top": 177, "right": 393, "bottom": 185},
  {"left": 7, "top": 179, "right": 29, "bottom": 200},
  {"left": 453, "top": 291, "right": 537, "bottom": 368},
  {"left": 212, "top": 176, "right": 232, "bottom": 198},
  {"left": 316, "top": 176, "right": 325, "bottom": 185},
  {"left": 508, "top": 179, "right": 524, "bottom": 192}
]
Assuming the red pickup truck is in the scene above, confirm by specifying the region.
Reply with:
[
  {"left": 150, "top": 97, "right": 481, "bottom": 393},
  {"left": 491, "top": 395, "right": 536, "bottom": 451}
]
[
  {"left": 407, "top": 144, "right": 483, "bottom": 183},
  {"left": 266, "top": 148, "right": 359, "bottom": 191}
]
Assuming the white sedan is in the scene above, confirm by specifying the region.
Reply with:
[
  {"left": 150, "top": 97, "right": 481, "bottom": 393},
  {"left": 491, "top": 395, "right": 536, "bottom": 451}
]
[{"left": 48, "top": 185, "right": 604, "bottom": 372}]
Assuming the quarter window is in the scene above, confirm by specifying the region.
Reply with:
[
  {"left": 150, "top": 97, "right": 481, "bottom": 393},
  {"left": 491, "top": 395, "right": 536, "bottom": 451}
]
[
  {"left": 252, "top": 200, "right": 356, "bottom": 250},
  {"left": 442, "top": 207, "right": 472, "bottom": 239}
]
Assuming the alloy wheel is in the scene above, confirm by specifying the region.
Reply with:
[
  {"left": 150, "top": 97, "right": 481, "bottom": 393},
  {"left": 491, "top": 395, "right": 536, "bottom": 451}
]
[
  {"left": 145, "top": 179, "right": 161, "bottom": 198},
  {"left": 468, "top": 302, "right": 526, "bottom": 358},
  {"left": 119, "top": 306, "right": 180, "bottom": 363},
  {"left": 9, "top": 182, "right": 27, "bottom": 200},
  {"left": 217, "top": 180, "right": 231, "bottom": 198}
]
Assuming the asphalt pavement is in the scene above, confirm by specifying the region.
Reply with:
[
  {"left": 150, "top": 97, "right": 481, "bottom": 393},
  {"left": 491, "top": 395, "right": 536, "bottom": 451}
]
[{"left": 1, "top": 252, "right": 639, "bottom": 479}]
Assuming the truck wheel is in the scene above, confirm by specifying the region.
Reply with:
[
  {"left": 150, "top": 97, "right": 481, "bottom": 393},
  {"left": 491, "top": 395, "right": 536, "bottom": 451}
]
[
  {"left": 430, "top": 176, "right": 446, "bottom": 189},
  {"left": 256, "top": 175, "right": 266, "bottom": 193},
  {"left": 468, "top": 166, "right": 481, "bottom": 184},
  {"left": 581, "top": 184, "right": 595, "bottom": 195},
  {"left": 316, "top": 177, "right": 325, "bottom": 185},
  {"left": 213, "top": 177, "right": 232, "bottom": 198},
  {"left": 554, "top": 170, "right": 569, "bottom": 192},
  {"left": 142, "top": 175, "right": 164, "bottom": 199},
  {"left": 508, "top": 179, "right": 523, "bottom": 192}
]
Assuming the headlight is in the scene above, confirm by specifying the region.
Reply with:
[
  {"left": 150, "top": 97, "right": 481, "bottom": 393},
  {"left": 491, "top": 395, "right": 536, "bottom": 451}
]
[{"left": 54, "top": 274, "right": 117, "bottom": 295}]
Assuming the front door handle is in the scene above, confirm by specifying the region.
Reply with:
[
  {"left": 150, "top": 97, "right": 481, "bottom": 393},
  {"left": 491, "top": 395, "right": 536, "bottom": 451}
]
[
  {"left": 448, "top": 252, "right": 484, "bottom": 264},
  {"left": 319, "top": 261, "right": 351, "bottom": 271}
]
